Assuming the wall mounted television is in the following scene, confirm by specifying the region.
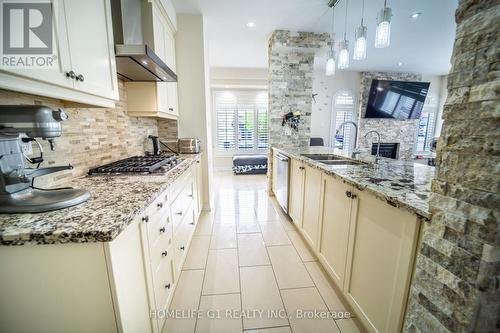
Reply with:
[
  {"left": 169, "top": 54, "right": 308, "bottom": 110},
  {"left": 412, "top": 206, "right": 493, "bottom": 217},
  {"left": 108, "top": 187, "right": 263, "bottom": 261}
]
[{"left": 364, "top": 79, "right": 430, "bottom": 120}]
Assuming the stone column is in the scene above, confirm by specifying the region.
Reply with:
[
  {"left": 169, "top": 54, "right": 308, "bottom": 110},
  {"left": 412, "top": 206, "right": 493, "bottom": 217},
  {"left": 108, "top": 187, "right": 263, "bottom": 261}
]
[{"left": 403, "top": 1, "right": 500, "bottom": 332}]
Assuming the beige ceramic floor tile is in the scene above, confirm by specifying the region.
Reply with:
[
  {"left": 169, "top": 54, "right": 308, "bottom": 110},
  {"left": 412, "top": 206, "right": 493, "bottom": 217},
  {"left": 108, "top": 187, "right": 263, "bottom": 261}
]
[
  {"left": 237, "top": 233, "right": 270, "bottom": 266},
  {"left": 195, "top": 212, "right": 214, "bottom": 236},
  {"left": 183, "top": 236, "right": 211, "bottom": 270},
  {"left": 202, "top": 249, "right": 240, "bottom": 295},
  {"left": 210, "top": 224, "right": 237, "bottom": 249},
  {"left": 255, "top": 204, "right": 282, "bottom": 222},
  {"left": 335, "top": 318, "right": 364, "bottom": 333},
  {"left": 279, "top": 218, "right": 296, "bottom": 231},
  {"left": 244, "top": 326, "right": 292, "bottom": 333},
  {"left": 163, "top": 270, "right": 204, "bottom": 333},
  {"left": 287, "top": 230, "right": 317, "bottom": 262},
  {"left": 240, "top": 266, "right": 288, "bottom": 329},
  {"left": 281, "top": 288, "right": 340, "bottom": 333},
  {"left": 236, "top": 222, "right": 261, "bottom": 234},
  {"left": 304, "top": 262, "right": 349, "bottom": 313},
  {"left": 260, "top": 223, "right": 291, "bottom": 246},
  {"left": 267, "top": 245, "right": 314, "bottom": 289},
  {"left": 196, "top": 293, "right": 243, "bottom": 333}
]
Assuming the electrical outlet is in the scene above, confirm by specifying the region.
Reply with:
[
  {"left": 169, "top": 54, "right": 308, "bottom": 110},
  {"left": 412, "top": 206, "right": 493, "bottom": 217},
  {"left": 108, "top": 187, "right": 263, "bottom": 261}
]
[{"left": 20, "top": 141, "right": 33, "bottom": 155}]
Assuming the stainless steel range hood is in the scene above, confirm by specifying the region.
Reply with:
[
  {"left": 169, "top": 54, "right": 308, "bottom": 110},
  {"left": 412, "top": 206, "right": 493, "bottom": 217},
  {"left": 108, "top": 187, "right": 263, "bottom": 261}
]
[{"left": 111, "top": 0, "right": 177, "bottom": 82}]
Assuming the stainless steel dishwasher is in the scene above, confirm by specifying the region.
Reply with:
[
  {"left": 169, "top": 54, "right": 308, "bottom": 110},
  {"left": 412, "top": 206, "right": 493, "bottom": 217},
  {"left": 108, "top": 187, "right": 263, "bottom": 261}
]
[{"left": 275, "top": 152, "right": 290, "bottom": 213}]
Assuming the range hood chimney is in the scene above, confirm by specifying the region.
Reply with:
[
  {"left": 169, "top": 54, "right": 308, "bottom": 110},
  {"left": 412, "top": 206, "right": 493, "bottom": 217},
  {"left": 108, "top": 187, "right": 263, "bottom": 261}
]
[{"left": 111, "top": 0, "right": 177, "bottom": 82}]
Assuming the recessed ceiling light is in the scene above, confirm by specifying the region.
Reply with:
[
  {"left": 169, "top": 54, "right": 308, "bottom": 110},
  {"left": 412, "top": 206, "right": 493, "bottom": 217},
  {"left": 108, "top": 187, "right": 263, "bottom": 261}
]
[
  {"left": 397, "top": 62, "right": 403, "bottom": 67},
  {"left": 409, "top": 12, "right": 421, "bottom": 19},
  {"left": 246, "top": 21, "right": 256, "bottom": 28}
]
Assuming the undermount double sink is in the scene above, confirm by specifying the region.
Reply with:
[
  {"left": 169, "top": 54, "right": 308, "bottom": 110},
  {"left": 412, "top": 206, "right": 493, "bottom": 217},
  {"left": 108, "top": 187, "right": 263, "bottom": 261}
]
[{"left": 300, "top": 154, "right": 366, "bottom": 166}]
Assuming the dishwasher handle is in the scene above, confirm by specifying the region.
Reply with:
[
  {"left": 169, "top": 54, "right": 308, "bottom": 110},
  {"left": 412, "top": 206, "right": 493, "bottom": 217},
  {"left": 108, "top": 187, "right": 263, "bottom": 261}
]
[{"left": 275, "top": 153, "right": 289, "bottom": 162}]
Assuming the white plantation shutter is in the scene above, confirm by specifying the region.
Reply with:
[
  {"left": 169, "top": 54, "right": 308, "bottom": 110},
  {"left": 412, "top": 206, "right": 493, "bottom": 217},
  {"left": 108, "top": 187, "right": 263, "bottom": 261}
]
[
  {"left": 215, "top": 92, "right": 237, "bottom": 150},
  {"left": 330, "top": 92, "right": 355, "bottom": 155},
  {"left": 416, "top": 111, "right": 436, "bottom": 152},
  {"left": 214, "top": 90, "right": 268, "bottom": 152}
]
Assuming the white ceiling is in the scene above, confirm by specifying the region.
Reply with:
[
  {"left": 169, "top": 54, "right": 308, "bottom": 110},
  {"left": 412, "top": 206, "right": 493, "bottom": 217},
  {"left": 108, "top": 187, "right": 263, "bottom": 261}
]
[{"left": 171, "top": 0, "right": 458, "bottom": 75}]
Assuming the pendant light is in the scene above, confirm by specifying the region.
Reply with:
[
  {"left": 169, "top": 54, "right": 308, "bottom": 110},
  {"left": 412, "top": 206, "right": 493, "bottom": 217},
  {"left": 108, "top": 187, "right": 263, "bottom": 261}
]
[
  {"left": 375, "top": 0, "right": 392, "bottom": 48},
  {"left": 353, "top": 0, "right": 367, "bottom": 60},
  {"left": 325, "top": 7, "right": 336, "bottom": 76},
  {"left": 338, "top": 0, "right": 349, "bottom": 69}
]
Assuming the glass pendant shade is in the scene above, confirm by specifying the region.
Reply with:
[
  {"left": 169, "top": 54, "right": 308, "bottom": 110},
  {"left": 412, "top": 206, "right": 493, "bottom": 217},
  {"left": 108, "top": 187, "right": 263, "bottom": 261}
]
[
  {"left": 353, "top": 25, "right": 367, "bottom": 60},
  {"left": 375, "top": 7, "right": 392, "bottom": 48},
  {"left": 325, "top": 50, "right": 336, "bottom": 76},
  {"left": 338, "top": 40, "right": 349, "bottom": 69}
]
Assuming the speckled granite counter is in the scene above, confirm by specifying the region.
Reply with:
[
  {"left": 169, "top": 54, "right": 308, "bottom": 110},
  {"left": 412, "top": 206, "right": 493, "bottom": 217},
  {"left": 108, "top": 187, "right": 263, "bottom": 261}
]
[
  {"left": 0, "top": 155, "right": 200, "bottom": 246},
  {"left": 273, "top": 147, "right": 434, "bottom": 220}
]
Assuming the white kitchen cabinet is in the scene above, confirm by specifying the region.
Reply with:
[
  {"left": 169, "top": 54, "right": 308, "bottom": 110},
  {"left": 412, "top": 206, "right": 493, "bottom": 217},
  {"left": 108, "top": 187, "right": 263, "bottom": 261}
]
[
  {"left": 288, "top": 158, "right": 305, "bottom": 227},
  {"left": 343, "top": 189, "right": 421, "bottom": 333},
  {"left": 272, "top": 154, "right": 279, "bottom": 196},
  {"left": 318, "top": 174, "right": 353, "bottom": 289},
  {"left": 0, "top": 0, "right": 118, "bottom": 107},
  {"left": 194, "top": 156, "right": 204, "bottom": 217},
  {"left": 126, "top": 0, "right": 179, "bottom": 119},
  {"left": 301, "top": 165, "right": 322, "bottom": 248},
  {"left": 0, "top": 164, "right": 200, "bottom": 333}
]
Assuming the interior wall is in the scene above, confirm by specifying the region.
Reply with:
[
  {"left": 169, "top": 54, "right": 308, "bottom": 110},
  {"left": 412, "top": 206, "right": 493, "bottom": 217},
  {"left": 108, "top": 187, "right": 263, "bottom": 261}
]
[
  {"left": 357, "top": 71, "right": 422, "bottom": 159},
  {"left": 0, "top": 81, "right": 158, "bottom": 187},
  {"left": 310, "top": 70, "right": 361, "bottom": 146},
  {"left": 175, "top": 14, "right": 213, "bottom": 210}
]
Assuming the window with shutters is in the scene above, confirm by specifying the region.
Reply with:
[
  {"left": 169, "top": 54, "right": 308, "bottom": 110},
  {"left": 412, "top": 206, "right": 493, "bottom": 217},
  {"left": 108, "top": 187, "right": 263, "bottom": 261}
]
[
  {"left": 415, "top": 111, "right": 436, "bottom": 152},
  {"left": 330, "top": 91, "right": 355, "bottom": 155},
  {"left": 214, "top": 90, "right": 268, "bottom": 153}
]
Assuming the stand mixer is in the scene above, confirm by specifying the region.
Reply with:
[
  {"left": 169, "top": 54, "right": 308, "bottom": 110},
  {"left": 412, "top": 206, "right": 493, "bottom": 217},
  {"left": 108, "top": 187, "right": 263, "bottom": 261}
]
[{"left": 0, "top": 105, "right": 90, "bottom": 213}]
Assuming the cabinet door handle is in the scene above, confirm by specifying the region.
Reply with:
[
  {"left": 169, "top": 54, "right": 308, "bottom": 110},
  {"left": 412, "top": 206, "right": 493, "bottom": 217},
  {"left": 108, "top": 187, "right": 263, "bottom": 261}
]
[
  {"left": 189, "top": 222, "right": 195, "bottom": 225},
  {"left": 196, "top": 160, "right": 200, "bottom": 164},
  {"left": 180, "top": 246, "right": 185, "bottom": 250},
  {"left": 346, "top": 191, "right": 352, "bottom": 198},
  {"left": 75, "top": 74, "right": 84, "bottom": 82},
  {"left": 157, "top": 202, "right": 163, "bottom": 208},
  {"left": 299, "top": 166, "right": 305, "bottom": 170},
  {"left": 176, "top": 211, "right": 183, "bottom": 216},
  {"left": 169, "top": 108, "right": 174, "bottom": 111},
  {"left": 142, "top": 215, "right": 149, "bottom": 223},
  {"left": 161, "top": 251, "right": 168, "bottom": 257},
  {"left": 159, "top": 227, "right": 166, "bottom": 233},
  {"left": 66, "top": 70, "right": 76, "bottom": 79},
  {"left": 165, "top": 283, "right": 171, "bottom": 289},
  {"left": 188, "top": 194, "right": 193, "bottom": 198}
]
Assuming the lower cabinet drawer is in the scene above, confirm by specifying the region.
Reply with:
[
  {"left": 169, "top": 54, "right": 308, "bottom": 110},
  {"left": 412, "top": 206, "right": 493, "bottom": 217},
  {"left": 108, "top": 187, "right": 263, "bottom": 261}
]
[
  {"left": 152, "top": 253, "right": 174, "bottom": 312},
  {"left": 173, "top": 205, "right": 196, "bottom": 276},
  {"left": 171, "top": 181, "right": 194, "bottom": 231},
  {"left": 150, "top": 232, "right": 173, "bottom": 274}
]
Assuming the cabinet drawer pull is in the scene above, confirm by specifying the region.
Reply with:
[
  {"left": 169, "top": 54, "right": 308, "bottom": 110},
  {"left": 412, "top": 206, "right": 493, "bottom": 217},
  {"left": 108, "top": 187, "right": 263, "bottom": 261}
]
[
  {"left": 157, "top": 202, "right": 163, "bottom": 208},
  {"left": 180, "top": 246, "right": 185, "bottom": 250},
  {"left": 165, "top": 283, "right": 171, "bottom": 289},
  {"left": 169, "top": 107, "right": 174, "bottom": 111},
  {"left": 299, "top": 166, "right": 305, "bottom": 170},
  {"left": 161, "top": 251, "right": 168, "bottom": 257},
  {"left": 196, "top": 160, "right": 200, "bottom": 164},
  {"left": 188, "top": 194, "right": 193, "bottom": 198},
  {"left": 189, "top": 222, "right": 195, "bottom": 225},
  {"left": 66, "top": 70, "right": 76, "bottom": 79},
  {"left": 142, "top": 216, "right": 149, "bottom": 223},
  {"left": 76, "top": 74, "right": 84, "bottom": 82},
  {"left": 159, "top": 227, "right": 166, "bottom": 233},
  {"left": 346, "top": 191, "right": 352, "bottom": 198},
  {"left": 176, "top": 211, "right": 183, "bottom": 216}
]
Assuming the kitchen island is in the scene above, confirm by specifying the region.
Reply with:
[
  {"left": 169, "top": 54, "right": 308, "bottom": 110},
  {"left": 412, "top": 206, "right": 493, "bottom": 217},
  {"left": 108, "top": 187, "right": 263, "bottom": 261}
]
[
  {"left": 0, "top": 154, "right": 203, "bottom": 333},
  {"left": 271, "top": 146, "right": 434, "bottom": 333}
]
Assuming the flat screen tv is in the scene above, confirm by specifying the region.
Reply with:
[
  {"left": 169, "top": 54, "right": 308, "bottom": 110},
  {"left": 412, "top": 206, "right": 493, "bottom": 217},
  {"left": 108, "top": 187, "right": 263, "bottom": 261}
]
[{"left": 364, "top": 79, "right": 430, "bottom": 119}]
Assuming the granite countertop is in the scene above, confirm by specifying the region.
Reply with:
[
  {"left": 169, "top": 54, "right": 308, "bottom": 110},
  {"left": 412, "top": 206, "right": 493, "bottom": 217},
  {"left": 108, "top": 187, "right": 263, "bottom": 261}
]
[
  {"left": 273, "top": 146, "right": 434, "bottom": 220},
  {"left": 0, "top": 155, "right": 200, "bottom": 246}
]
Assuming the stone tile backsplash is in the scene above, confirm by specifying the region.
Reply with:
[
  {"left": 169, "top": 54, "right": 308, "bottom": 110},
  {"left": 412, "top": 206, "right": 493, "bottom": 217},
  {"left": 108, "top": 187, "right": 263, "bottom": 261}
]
[{"left": 0, "top": 80, "right": 177, "bottom": 187}]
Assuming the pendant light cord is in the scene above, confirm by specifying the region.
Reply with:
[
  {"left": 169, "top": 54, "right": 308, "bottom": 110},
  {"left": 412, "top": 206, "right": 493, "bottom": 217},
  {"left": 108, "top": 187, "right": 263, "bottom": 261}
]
[
  {"left": 343, "top": 0, "right": 349, "bottom": 40},
  {"left": 361, "top": 0, "right": 365, "bottom": 25}
]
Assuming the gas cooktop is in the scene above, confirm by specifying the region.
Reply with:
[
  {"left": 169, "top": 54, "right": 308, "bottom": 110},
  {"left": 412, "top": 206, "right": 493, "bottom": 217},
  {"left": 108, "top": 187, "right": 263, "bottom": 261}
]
[{"left": 88, "top": 155, "right": 178, "bottom": 174}]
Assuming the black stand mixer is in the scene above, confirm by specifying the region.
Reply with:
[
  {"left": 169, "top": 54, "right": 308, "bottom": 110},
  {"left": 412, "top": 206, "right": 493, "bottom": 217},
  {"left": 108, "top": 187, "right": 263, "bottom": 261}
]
[{"left": 0, "top": 105, "right": 90, "bottom": 213}]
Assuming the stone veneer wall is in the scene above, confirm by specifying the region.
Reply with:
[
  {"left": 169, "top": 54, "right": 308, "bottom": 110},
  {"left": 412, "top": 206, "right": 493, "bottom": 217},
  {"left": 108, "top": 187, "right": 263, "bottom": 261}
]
[
  {"left": 268, "top": 30, "right": 330, "bottom": 149},
  {"left": 403, "top": 1, "right": 500, "bottom": 332},
  {"left": 0, "top": 80, "right": 160, "bottom": 187},
  {"left": 357, "top": 71, "right": 421, "bottom": 160},
  {"left": 158, "top": 119, "right": 178, "bottom": 140}
]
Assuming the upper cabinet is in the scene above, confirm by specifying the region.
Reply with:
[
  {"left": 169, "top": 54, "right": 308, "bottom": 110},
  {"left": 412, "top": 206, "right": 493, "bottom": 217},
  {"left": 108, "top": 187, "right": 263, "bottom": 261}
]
[
  {"left": 0, "top": 0, "right": 119, "bottom": 107},
  {"left": 126, "top": 0, "right": 179, "bottom": 119}
]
